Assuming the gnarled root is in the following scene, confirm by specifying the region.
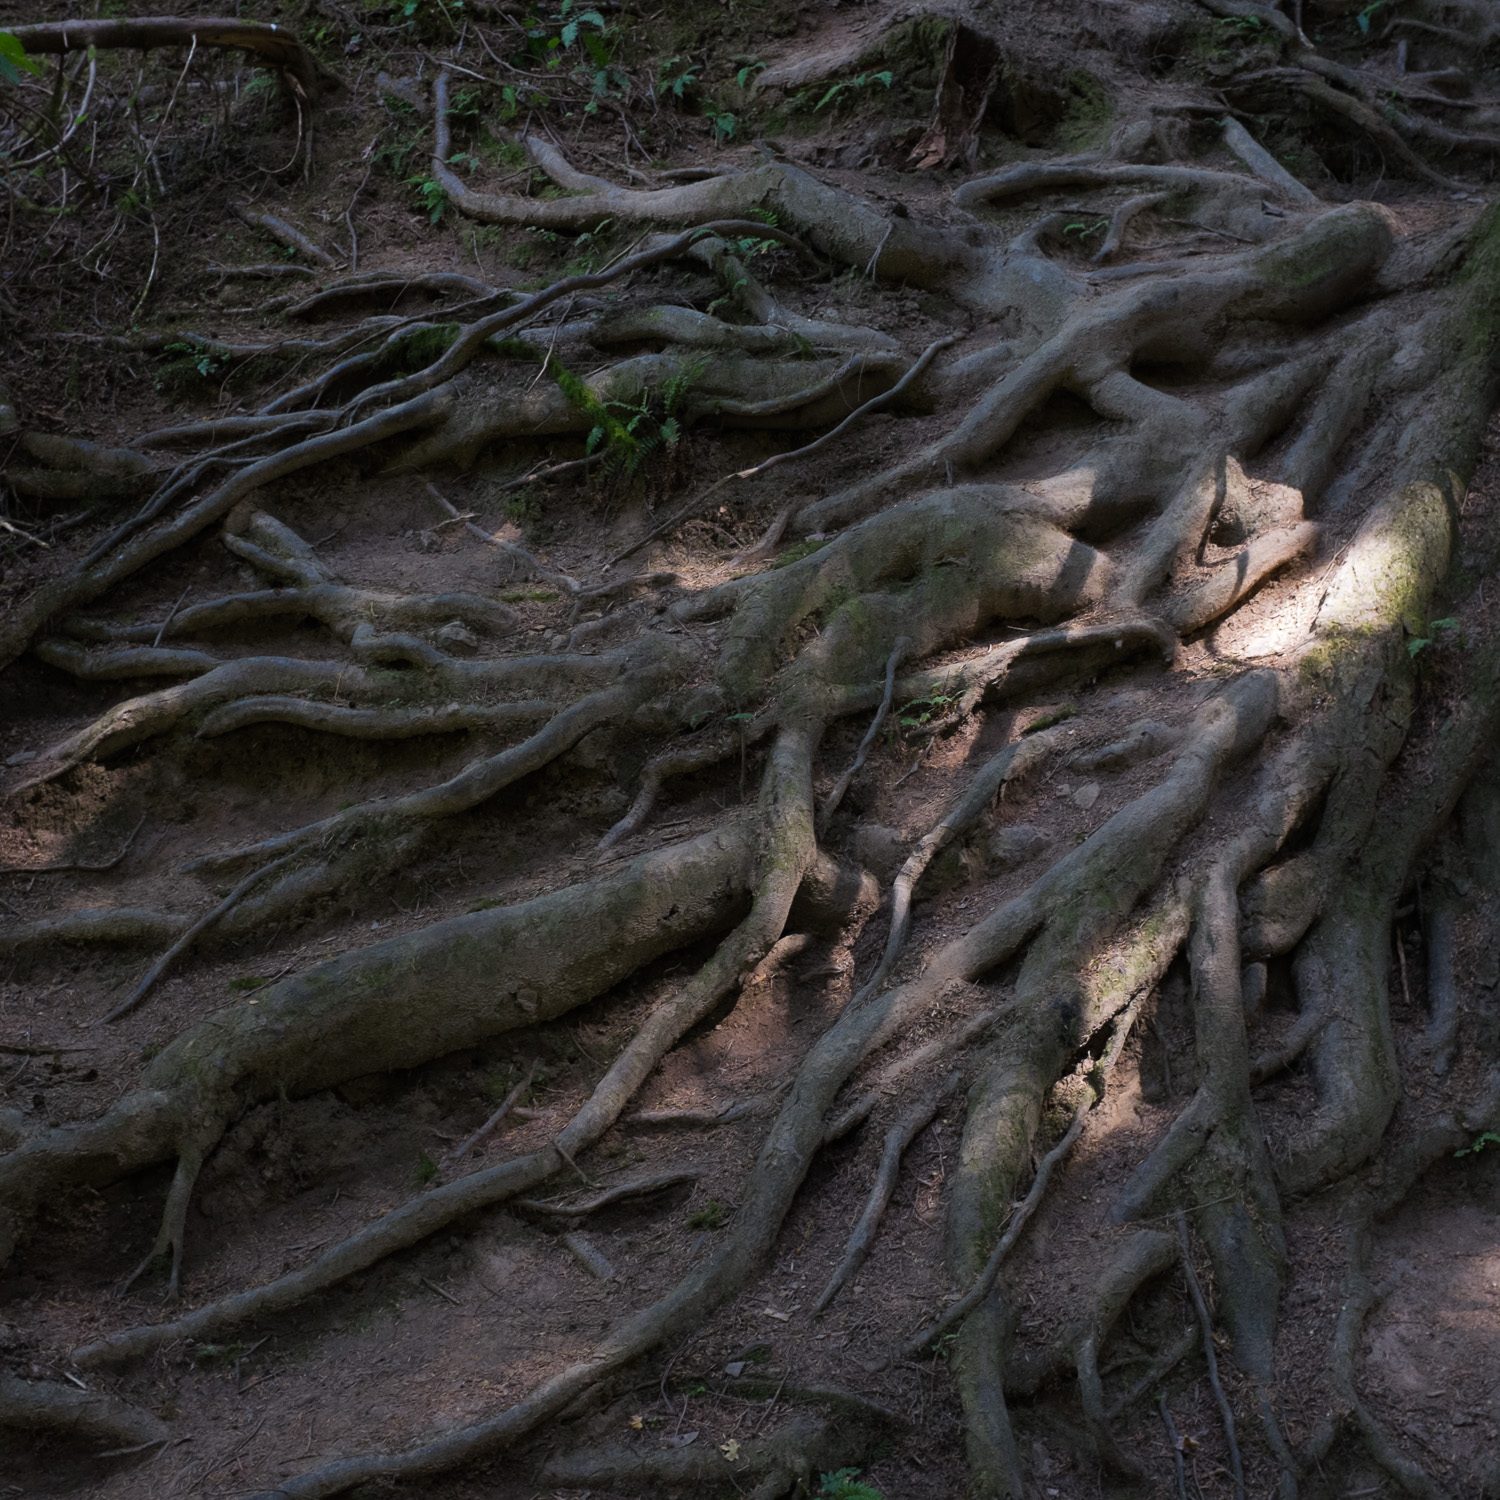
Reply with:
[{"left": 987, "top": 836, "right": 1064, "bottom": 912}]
[{"left": 0, "top": 1374, "right": 171, "bottom": 1454}]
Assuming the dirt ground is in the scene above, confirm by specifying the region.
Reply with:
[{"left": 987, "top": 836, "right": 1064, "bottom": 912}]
[{"left": 3, "top": 0, "right": 1500, "bottom": 1496}]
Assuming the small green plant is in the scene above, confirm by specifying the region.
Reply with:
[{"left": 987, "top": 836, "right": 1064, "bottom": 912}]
[
  {"left": 1023, "top": 704, "right": 1078, "bottom": 734},
  {"left": 1455, "top": 1131, "right": 1500, "bottom": 1158},
  {"left": 897, "top": 693, "right": 956, "bottom": 732},
  {"left": 548, "top": 354, "right": 699, "bottom": 493},
  {"left": 1355, "top": 0, "right": 1388, "bottom": 37},
  {"left": 687, "top": 1199, "right": 728, "bottom": 1229},
  {"left": 705, "top": 104, "right": 737, "bottom": 142},
  {"left": 415, "top": 1151, "right": 439, "bottom": 1185},
  {"left": 499, "top": 588, "right": 558, "bottom": 602},
  {"left": 190, "top": 1340, "right": 245, "bottom": 1367},
  {"left": 407, "top": 173, "right": 448, "bottom": 224},
  {"left": 0, "top": 32, "right": 42, "bottom": 85},
  {"left": 814, "top": 1469, "right": 883, "bottom": 1500},
  {"left": 771, "top": 538, "right": 829, "bottom": 569},
  {"left": 504, "top": 491, "right": 543, "bottom": 528},
  {"left": 813, "top": 70, "right": 893, "bottom": 111},
  {"left": 228, "top": 975, "right": 273, "bottom": 992},
  {"left": 1063, "top": 219, "right": 1108, "bottom": 242},
  {"left": 658, "top": 56, "right": 700, "bottom": 100},
  {"left": 155, "top": 342, "right": 229, "bottom": 399},
  {"left": 1408, "top": 617, "right": 1458, "bottom": 657}
]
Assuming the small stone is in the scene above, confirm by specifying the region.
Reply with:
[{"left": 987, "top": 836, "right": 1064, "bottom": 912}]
[
  {"left": 1073, "top": 782, "right": 1100, "bottom": 810},
  {"left": 1054, "top": 783, "right": 1073, "bottom": 798},
  {"left": 4, "top": 750, "right": 36, "bottom": 767},
  {"left": 986, "top": 824, "right": 1050, "bottom": 871},
  {"left": 435, "top": 620, "right": 481, "bottom": 655},
  {"left": 852, "top": 823, "right": 903, "bottom": 878},
  {"left": 549, "top": 633, "right": 569, "bottom": 652},
  {"left": 723, "top": 1361, "right": 746, "bottom": 1377}
]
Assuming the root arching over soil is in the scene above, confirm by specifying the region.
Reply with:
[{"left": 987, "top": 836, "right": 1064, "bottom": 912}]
[{"left": 5, "top": 0, "right": 1500, "bottom": 1496}]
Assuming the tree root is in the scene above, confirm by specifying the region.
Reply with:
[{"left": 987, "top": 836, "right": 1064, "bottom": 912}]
[
  {"left": 9, "top": 17, "right": 339, "bottom": 101},
  {"left": 812, "top": 1071, "right": 957, "bottom": 1316},
  {"left": 0, "top": 908, "right": 189, "bottom": 955},
  {"left": 75, "top": 732, "right": 815, "bottom": 1351},
  {"left": 7, "top": 821, "right": 758, "bottom": 1280},
  {"left": 1178, "top": 1211, "right": 1246, "bottom": 1500},
  {"left": 538, "top": 1410, "right": 882, "bottom": 1498},
  {"left": 907, "top": 987, "right": 1148, "bottom": 1364},
  {"left": 103, "top": 854, "right": 294, "bottom": 1024},
  {"left": 0, "top": 1373, "right": 170, "bottom": 1453},
  {"left": 1007, "top": 1229, "right": 1181, "bottom": 1473}
]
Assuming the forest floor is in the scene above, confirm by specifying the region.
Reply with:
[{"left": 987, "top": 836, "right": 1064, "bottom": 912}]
[{"left": 2, "top": 0, "right": 1499, "bottom": 1497}]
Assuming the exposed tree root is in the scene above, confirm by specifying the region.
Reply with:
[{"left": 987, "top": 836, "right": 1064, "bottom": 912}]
[
  {"left": 7, "top": 33, "right": 1500, "bottom": 1496},
  {"left": 9, "top": 16, "right": 339, "bottom": 101},
  {"left": 0, "top": 1374, "right": 169, "bottom": 1453}
]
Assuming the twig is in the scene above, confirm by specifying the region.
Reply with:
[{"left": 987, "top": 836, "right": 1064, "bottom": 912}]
[
  {"left": 419, "top": 1275, "right": 460, "bottom": 1306},
  {"left": 103, "top": 853, "right": 294, "bottom": 1022},
  {"left": 344, "top": 156, "right": 374, "bottom": 275},
  {"left": 904, "top": 1087, "right": 1092, "bottom": 1358},
  {"left": 1176, "top": 1211, "right": 1245, "bottom": 1500},
  {"left": 448, "top": 1058, "right": 536, "bottom": 1161},
  {"left": 130, "top": 215, "right": 161, "bottom": 321},
  {"left": 732, "top": 336, "right": 958, "bottom": 487},
  {"left": 814, "top": 1074, "right": 954, "bottom": 1315},
  {"left": 153, "top": 585, "right": 191, "bottom": 647},
  {"left": 425, "top": 481, "right": 579, "bottom": 594},
  {"left": 818, "top": 637, "right": 908, "bottom": 835},
  {"left": 515, "top": 1169, "right": 699, "bottom": 1219},
  {"left": 894, "top": 737, "right": 930, "bottom": 786},
  {"left": 904, "top": 995, "right": 1145, "bottom": 1358},
  {"left": 1159, "top": 1395, "right": 1190, "bottom": 1500},
  {"left": 608, "top": 343, "right": 947, "bottom": 569}
]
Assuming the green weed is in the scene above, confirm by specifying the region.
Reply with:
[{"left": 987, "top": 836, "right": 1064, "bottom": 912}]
[
  {"left": 1456, "top": 1131, "right": 1500, "bottom": 1158},
  {"left": 687, "top": 1200, "right": 727, "bottom": 1229},
  {"left": 771, "top": 538, "right": 829, "bottom": 569},
  {"left": 1023, "top": 704, "right": 1078, "bottom": 734},
  {"left": 807, "top": 70, "right": 893, "bottom": 112},
  {"left": 814, "top": 1470, "right": 883, "bottom": 1500}
]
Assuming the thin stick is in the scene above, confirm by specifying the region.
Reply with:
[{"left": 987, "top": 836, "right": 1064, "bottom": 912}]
[
  {"left": 515, "top": 1169, "right": 699, "bottom": 1219},
  {"left": 425, "top": 481, "right": 580, "bottom": 594},
  {"left": 345, "top": 157, "right": 374, "bottom": 275},
  {"left": 813, "top": 1074, "right": 954, "bottom": 1315},
  {"left": 903, "top": 994, "right": 1145, "bottom": 1358},
  {"left": 1394, "top": 925, "right": 1413, "bottom": 1009},
  {"left": 818, "top": 637, "right": 908, "bottom": 835},
  {"left": 448, "top": 1058, "right": 536, "bottom": 1162},
  {"left": 905, "top": 1088, "right": 1091, "bottom": 1358},
  {"left": 103, "top": 854, "right": 294, "bottom": 1022},
  {"left": 732, "top": 336, "right": 958, "bottom": 485},
  {"left": 608, "top": 342, "right": 953, "bottom": 569},
  {"left": 153, "top": 584, "right": 191, "bottom": 647},
  {"left": 1159, "top": 1395, "right": 1190, "bottom": 1500},
  {"left": 1176, "top": 1210, "right": 1245, "bottom": 1500},
  {"left": 130, "top": 215, "right": 161, "bottom": 321}
]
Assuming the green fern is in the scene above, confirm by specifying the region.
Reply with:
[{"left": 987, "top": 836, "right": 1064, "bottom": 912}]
[{"left": 815, "top": 1469, "right": 883, "bottom": 1500}]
